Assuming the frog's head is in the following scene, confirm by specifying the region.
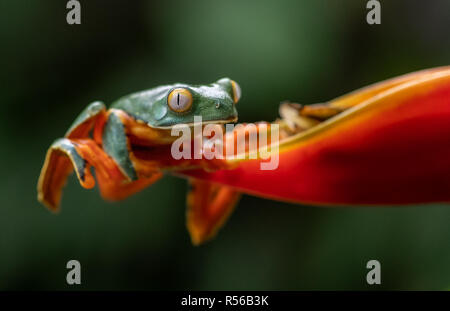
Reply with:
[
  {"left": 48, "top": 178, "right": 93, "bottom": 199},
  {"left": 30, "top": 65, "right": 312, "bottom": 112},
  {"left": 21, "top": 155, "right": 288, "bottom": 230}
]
[
  {"left": 122, "top": 78, "right": 240, "bottom": 129},
  {"left": 156, "top": 77, "right": 240, "bottom": 128}
]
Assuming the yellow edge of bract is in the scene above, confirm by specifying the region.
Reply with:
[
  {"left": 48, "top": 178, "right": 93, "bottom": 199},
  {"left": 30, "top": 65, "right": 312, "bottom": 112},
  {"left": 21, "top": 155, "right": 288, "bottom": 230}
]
[{"left": 224, "top": 66, "right": 450, "bottom": 164}]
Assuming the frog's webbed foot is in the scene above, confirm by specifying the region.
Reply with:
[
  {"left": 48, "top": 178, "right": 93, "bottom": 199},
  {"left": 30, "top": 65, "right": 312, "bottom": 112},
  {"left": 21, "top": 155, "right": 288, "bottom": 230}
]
[
  {"left": 186, "top": 178, "right": 241, "bottom": 245},
  {"left": 37, "top": 138, "right": 128, "bottom": 211},
  {"left": 37, "top": 137, "right": 162, "bottom": 211},
  {"left": 278, "top": 101, "right": 344, "bottom": 133},
  {"left": 37, "top": 138, "right": 94, "bottom": 211}
]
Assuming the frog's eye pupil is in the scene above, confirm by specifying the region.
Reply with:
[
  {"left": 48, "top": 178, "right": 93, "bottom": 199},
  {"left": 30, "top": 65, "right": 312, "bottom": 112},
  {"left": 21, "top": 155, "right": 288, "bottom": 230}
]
[{"left": 168, "top": 88, "right": 193, "bottom": 113}]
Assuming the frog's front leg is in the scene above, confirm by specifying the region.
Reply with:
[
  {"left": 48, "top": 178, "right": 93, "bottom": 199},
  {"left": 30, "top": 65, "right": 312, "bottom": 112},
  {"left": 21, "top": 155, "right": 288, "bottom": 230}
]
[
  {"left": 102, "top": 110, "right": 138, "bottom": 181},
  {"left": 75, "top": 138, "right": 162, "bottom": 202},
  {"left": 99, "top": 109, "right": 164, "bottom": 198},
  {"left": 37, "top": 104, "right": 162, "bottom": 211}
]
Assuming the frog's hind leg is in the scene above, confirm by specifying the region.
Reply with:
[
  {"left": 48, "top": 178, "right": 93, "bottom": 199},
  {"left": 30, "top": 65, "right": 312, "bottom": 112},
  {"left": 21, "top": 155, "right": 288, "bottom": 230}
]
[
  {"left": 37, "top": 137, "right": 128, "bottom": 211},
  {"left": 279, "top": 102, "right": 344, "bottom": 132},
  {"left": 65, "top": 101, "right": 107, "bottom": 140},
  {"left": 186, "top": 178, "right": 241, "bottom": 245},
  {"left": 37, "top": 138, "right": 96, "bottom": 211},
  {"left": 38, "top": 101, "right": 107, "bottom": 211},
  {"left": 37, "top": 137, "right": 161, "bottom": 211},
  {"left": 72, "top": 138, "right": 162, "bottom": 202},
  {"left": 38, "top": 102, "right": 161, "bottom": 211}
]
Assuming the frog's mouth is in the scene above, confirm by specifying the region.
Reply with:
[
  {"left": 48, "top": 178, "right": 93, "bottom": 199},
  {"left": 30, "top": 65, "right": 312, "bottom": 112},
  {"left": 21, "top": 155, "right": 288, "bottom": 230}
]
[
  {"left": 151, "top": 116, "right": 238, "bottom": 130},
  {"left": 187, "top": 116, "right": 238, "bottom": 127}
]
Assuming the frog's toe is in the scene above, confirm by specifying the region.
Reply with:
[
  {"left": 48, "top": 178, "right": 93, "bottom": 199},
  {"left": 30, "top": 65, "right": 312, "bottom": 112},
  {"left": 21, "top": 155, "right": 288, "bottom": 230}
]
[{"left": 37, "top": 138, "right": 94, "bottom": 211}]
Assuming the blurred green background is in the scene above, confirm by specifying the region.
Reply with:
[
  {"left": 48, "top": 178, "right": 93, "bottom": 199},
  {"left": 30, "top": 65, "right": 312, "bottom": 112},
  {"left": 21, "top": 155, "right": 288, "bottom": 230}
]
[{"left": 0, "top": 0, "right": 449, "bottom": 290}]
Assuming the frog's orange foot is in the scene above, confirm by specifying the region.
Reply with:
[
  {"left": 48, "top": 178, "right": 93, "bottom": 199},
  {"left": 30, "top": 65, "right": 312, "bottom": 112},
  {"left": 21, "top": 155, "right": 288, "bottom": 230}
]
[
  {"left": 37, "top": 138, "right": 161, "bottom": 211},
  {"left": 186, "top": 178, "right": 241, "bottom": 245},
  {"left": 37, "top": 138, "right": 94, "bottom": 211}
]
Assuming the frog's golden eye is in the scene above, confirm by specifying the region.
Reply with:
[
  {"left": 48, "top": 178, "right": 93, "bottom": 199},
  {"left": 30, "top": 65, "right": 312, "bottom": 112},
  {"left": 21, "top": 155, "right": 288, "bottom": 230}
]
[
  {"left": 167, "top": 88, "right": 193, "bottom": 113},
  {"left": 230, "top": 80, "right": 241, "bottom": 104}
]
